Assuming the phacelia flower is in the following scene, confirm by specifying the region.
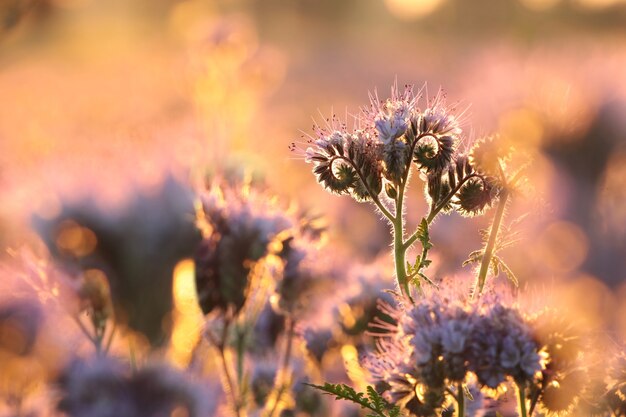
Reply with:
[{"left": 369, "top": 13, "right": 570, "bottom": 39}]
[
  {"left": 194, "top": 180, "right": 293, "bottom": 317},
  {"left": 57, "top": 358, "right": 211, "bottom": 417},
  {"left": 364, "top": 287, "right": 545, "bottom": 416}
]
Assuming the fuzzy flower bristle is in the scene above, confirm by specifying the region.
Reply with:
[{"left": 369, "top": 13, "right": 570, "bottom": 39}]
[
  {"left": 296, "top": 82, "right": 499, "bottom": 227},
  {"left": 363, "top": 286, "right": 545, "bottom": 417}
]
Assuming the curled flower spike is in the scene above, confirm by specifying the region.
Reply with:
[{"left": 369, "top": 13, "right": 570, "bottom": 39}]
[
  {"left": 456, "top": 176, "right": 497, "bottom": 216},
  {"left": 411, "top": 91, "right": 462, "bottom": 174},
  {"left": 297, "top": 82, "right": 506, "bottom": 298}
]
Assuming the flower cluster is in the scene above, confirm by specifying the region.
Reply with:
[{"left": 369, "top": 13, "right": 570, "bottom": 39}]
[
  {"left": 33, "top": 176, "right": 200, "bottom": 346},
  {"left": 56, "top": 358, "right": 210, "bottom": 417},
  {"left": 365, "top": 290, "right": 544, "bottom": 416},
  {"left": 194, "top": 180, "right": 293, "bottom": 317},
  {"left": 302, "top": 84, "right": 499, "bottom": 217}
]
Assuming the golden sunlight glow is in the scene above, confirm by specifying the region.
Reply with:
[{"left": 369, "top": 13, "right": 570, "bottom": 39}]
[
  {"left": 534, "top": 222, "right": 589, "bottom": 273},
  {"left": 575, "top": 0, "right": 625, "bottom": 9},
  {"left": 169, "top": 259, "right": 204, "bottom": 368},
  {"left": 384, "top": 0, "right": 446, "bottom": 20},
  {"left": 341, "top": 344, "right": 369, "bottom": 391},
  {"left": 559, "top": 274, "right": 616, "bottom": 329},
  {"left": 519, "top": 0, "right": 561, "bottom": 11},
  {"left": 498, "top": 108, "right": 544, "bottom": 150}
]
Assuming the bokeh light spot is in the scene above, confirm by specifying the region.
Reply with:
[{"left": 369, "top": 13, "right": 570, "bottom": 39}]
[
  {"left": 535, "top": 221, "right": 589, "bottom": 273},
  {"left": 55, "top": 220, "right": 98, "bottom": 258},
  {"left": 169, "top": 259, "right": 203, "bottom": 367},
  {"left": 384, "top": 0, "right": 445, "bottom": 20}
]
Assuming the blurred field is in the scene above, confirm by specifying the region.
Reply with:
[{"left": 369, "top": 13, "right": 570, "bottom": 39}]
[{"left": 1, "top": 0, "right": 626, "bottom": 392}]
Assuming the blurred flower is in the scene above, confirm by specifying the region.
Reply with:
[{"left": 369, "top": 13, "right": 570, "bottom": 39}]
[
  {"left": 271, "top": 238, "right": 340, "bottom": 322},
  {"left": 194, "top": 179, "right": 292, "bottom": 317},
  {"left": 56, "top": 358, "right": 211, "bottom": 417},
  {"left": 251, "top": 361, "right": 277, "bottom": 407},
  {"left": 529, "top": 312, "right": 586, "bottom": 417},
  {"left": 302, "top": 327, "right": 335, "bottom": 365},
  {"left": 251, "top": 301, "right": 286, "bottom": 356},
  {"left": 33, "top": 176, "right": 201, "bottom": 346}
]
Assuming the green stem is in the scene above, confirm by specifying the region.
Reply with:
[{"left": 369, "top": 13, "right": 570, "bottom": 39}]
[
  {"left": 518, "top": 383, "right": 528, "bottom": 417},
  {"left": 393, "top": 215, "right": 412, "bottom": 300},
  {"left": 457, "top": 383, "right": 465, "bottom": 417},
  {"left": 473, "top": 188, "right": 509, "bottom": 297},
  {"left": 393, "top": 171, "right": 416, "bottom": 301}
]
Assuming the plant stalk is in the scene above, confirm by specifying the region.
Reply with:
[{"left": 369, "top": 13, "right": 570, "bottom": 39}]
[
  {"left": 518, "top": 383, "right": 528, "bottom": 417},
  {"left": 393, "top": 215, "right": 412, "bottom": 299},
  {"left": 392, "top": 173, "right": 417, "bottom": 301},
  {"left": 474, "top": 188, "right": 509, "bottom": 297},
  {"left": 457, "top": 383, "right": 465, "bottom": 417}
]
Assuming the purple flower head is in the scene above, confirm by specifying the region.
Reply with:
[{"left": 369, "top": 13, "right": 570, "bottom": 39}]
[
  {"left": 364, "top": 283, "right": 545, "bottom": 415},
  {"left": 365, "top": 84, "right": 420, "bottom": 145},
  {"left": 56, "top": 358, "right": 211, "bottom": 417},
  {"left": 195, "top": 180, "right": 294, "bottom": 317}
]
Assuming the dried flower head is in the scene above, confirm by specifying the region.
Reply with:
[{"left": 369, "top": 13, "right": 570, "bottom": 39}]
[{"left": 271, "top": 236, "right": 339, "bottom": 321}]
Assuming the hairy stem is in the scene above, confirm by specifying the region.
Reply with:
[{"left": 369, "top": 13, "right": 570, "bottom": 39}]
[
  {"left": 393, "top": 215, "right": 412, "bottom": 300},
  {"left": 393, "top": 168, "right": 418, "bottom": 301},
  {"left": 236, "top": 326, "right": 245, "bottom": 388},
  {"left": 473, "top": 188, "right": 509, "bottom": 297}
]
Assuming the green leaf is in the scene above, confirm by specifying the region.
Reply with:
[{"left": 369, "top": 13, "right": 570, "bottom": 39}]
[
  {"left": 416, "top": 218, "right": 433, "bottom": 250},
  {"left": 306, "top": 383, "right": 399, "bottom": 417},
  {"left": 462, "top": 249, "right": 483, "bottom": 266},
  {"left": 418, "top": 272, "right": 439, "bottom": 288},
  {"left": 490, "top": 258, "right": 500, "bottom": 276},
  {"left": 493, "top": 256, "right": 519, "bottom": 287}
]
